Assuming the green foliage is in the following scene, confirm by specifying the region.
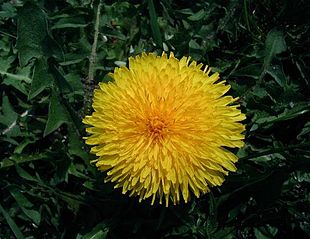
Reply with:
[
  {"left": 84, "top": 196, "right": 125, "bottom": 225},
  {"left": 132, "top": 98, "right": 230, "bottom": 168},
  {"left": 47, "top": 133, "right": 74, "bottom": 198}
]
[
  {"left": 0, "top": 0, "right": 309, "bottom": 238},
  {"left": 16, "top": 2, "right": 48, "bottom": 66}
]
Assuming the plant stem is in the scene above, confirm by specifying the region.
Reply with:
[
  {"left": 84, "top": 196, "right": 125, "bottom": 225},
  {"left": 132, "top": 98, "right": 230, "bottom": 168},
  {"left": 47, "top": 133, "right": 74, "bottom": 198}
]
[{"left": 83, "top": 0, "right": 102, "bottom": 116}]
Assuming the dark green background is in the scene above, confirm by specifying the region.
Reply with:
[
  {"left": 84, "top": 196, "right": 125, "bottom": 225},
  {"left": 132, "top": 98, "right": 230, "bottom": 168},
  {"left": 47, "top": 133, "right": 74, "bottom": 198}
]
[{"left": 0, "top": 0, "right": 309, "bottom": 238}]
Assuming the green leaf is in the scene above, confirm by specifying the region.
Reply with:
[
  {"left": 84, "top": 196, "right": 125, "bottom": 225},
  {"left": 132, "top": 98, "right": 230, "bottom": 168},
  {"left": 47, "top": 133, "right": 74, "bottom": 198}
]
[
  {"left": 266, "top": 64, "right": 286, "bottom": 88},
  {"left": 2, "top": 77, "right": 28, "bottom": 94},
  {"left": 254, "top": 225, "right": 278, "bottom": 239},
  {"left": 51, "top": 17, "right": 88, "bottom": 29},
  {"left": 68, "top": 164, "right": 92, "bottom": 180},
  {"left": 0, "top": 54, "right": 15, "bottom": 72},
  {"left": 9, "top": 187, "right": 33, "bottom": 208},
  {"left": 0, "top": 203, "right": 25, "bottom": 239},
  {"left": 49, "top": 64, "right": 74, "bottom": 93},
  {"left": 68, "top": 126, "right": 88, "bottom": 159},
  {"left": 177, "top": 8, "right": 193, "bottom": 15},
  {"left": 13, "top": 138, "right": 35, "bottom": 154},
  {"left": 212, "top": 227, "right": 235, "bottom": 239},
  {"left": 9, "top": 187, "right": 41, "bottom": 225},
  {"left": 16, "top": 166, "right": 38, "bottom": 182},
  {"left": 49, "top": 65, "right": 84, "bottom": 134},
  {"left": 17, "top": 2, "right": 48, "bottom": 66},
  {"left": 0, "top": 2, "right": 17, "bottom": 19},
  {"left": 256, "top": 103, "right": 310, "bottom": 126},
  {"left": 147, "top": 0, "right": 163, "bottom": 47},
  {"left": 28, "top": 57, "right": 54, "bottom": 100},
  {"left": 0, "top": 95, "right": 17, "bottom": 127},
  {"left": 0, "top": 68, "right": 32, "bottom": 84},
  {"left": 251, "top": 86, "right": 268, "bottom": 99},
  {"left": 53, "top": 156, "right": 71, "bottom": 184},
  {"left": 233, "top": 63, "right": 262, "bottom": 79},
  {"left": 187, "top": 9, "right": 206, "bottom": 21},
  {"left": 22, "top": 208, "right": 41, "bottom": 225},
  {"left": 206, "top": 192, "right": 218, "bottom": 235},
  {"left": 0, "top": 153, "right": 48, "bottom": 169},
  {"left": 79, "top": 222, "right": 109, "bottom": 239},
  {"left": 65, "top": 73, "right": 84, "bottom": 95},
  {"left": 297, "top": 121, "right": 310, "bottom": 140},
  {"left": 260, "top": 30, "right": 287, "bottom": 81},
  {"left": 264, "top": 30, "right": 287, "bottom": 64},
  {"left": 0, "top": 95, "right": 21, "bottom": 137},
  {"left": 189, "top": 39, "right": 201, "bottom": 49},
  {"left": 44, "top": 91, "right": 70, "bottom": 136}
]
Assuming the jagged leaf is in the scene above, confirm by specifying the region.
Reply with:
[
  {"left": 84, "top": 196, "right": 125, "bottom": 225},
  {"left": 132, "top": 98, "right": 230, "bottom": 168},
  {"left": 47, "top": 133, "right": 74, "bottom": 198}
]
[
  {"left": 28, "top": 57, "right": 54, "bottom": 100},
  {"left": 44, "top": 91, "right": 70, "bottom": 136}
]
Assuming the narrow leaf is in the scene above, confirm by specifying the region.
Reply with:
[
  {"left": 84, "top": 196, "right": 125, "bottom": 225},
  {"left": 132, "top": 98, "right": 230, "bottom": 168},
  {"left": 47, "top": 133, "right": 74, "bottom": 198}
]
[
  {"left": 81, "top": 222, "right": 109, "bottom": 239},
  {"left": 9, "top": 187, "right": 41, "bottom": 225},
  {"left": 0, "top": 153, "right": 48, "bottom": 169},
  {"left": 0, "top": 203, "right": 25, "bottom": 239},
  {"left": 0, "top": 95, "right": 21, "bottom": 137},
  {"left": 147, "top": 0, "right": 163, "bottom": 47},
  {"left": 188, "top": 9, "right": 206, "bottom": 21},
  {"left": 16, "top": 166, "right": 38, "bottom": 182}
]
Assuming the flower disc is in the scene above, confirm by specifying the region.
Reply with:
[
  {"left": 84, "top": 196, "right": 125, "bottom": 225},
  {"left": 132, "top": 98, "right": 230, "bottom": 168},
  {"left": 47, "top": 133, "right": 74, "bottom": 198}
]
[{"left": 83, "top": 52, "right": 245, "bottom": 206}]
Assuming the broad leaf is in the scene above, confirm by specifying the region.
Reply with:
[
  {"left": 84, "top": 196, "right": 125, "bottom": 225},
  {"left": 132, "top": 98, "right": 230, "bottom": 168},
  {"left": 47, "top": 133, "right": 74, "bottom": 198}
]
[
  {"left": 17, "top": 2, "right": 48, "bottom": 66},
  {"left": 261, "top": 30, "right": 287, "bottom": 80}
]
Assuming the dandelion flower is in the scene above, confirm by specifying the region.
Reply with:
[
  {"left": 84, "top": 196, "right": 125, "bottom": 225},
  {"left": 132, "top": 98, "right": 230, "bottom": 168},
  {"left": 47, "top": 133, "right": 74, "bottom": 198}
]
[{"left": 83, "top": 52, "right": 245, "bottom": 206}]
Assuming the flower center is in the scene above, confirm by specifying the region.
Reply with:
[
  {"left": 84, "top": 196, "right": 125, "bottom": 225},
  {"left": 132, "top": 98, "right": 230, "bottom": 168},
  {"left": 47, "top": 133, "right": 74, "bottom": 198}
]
[{"left": 146, "top": 116, "right": 169, "bottom": 141}]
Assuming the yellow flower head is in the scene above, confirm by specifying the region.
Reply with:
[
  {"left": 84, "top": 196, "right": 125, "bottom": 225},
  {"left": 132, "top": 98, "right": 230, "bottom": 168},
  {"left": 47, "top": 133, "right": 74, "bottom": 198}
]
[{"left": 83, "top": 52, "right": 245, "bottom": 206}]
